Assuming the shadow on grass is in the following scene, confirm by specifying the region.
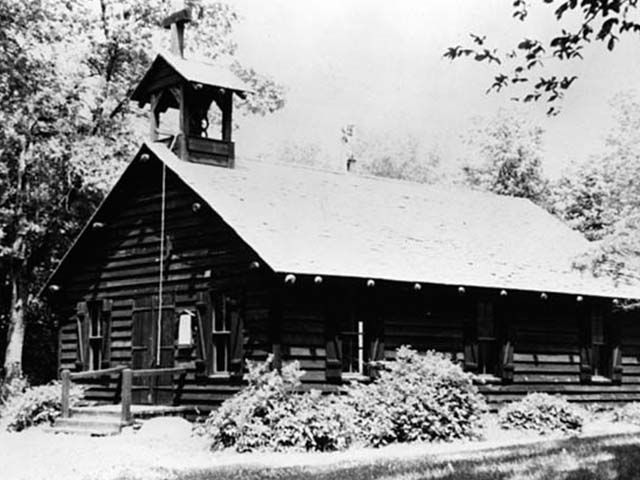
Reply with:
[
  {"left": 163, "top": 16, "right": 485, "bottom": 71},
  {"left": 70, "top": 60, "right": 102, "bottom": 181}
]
[{"left": 174, "top": 433, "right": 640, "bottom": 480}]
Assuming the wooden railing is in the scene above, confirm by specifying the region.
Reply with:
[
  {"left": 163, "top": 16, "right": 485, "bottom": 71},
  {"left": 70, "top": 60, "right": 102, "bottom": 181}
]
[{"left": 60, "top": 366, "right": 187, "bottom": 425}]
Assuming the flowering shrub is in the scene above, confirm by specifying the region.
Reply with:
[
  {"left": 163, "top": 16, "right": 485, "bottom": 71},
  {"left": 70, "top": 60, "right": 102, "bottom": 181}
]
[
  {"left": 199, "top": 356, "right": 357, "bottom": 452},
  {"left": 1, "top": 381, "right": 85, "bottom": 432},
  {"left": 613, "top": 402, "right": 640, "bottom": 426},
  {"left": 499, "top": 392, "right": 585, "bottom": 434},
  {"left": 345, "top": 346, "right": 487, "bottom": 447}
]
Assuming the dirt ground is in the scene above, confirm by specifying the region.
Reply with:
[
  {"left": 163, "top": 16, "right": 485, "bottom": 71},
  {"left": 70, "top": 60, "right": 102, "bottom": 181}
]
[{"left": 1, "top": 414, "right": 639, "bottom": 480}]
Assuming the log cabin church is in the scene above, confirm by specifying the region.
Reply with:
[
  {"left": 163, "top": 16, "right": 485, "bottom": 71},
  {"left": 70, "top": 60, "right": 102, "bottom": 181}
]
[{"left": 44, "top": 6, "right": 640, "bottom": 414}]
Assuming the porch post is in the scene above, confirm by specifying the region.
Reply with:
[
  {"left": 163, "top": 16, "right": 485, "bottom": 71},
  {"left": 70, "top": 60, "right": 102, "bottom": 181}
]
[
  {"left": 60, "top": 369, "right": 71, "bottom": 418},
  {"left": 121, "top": 368, "right": 132, "bottom": 424}
]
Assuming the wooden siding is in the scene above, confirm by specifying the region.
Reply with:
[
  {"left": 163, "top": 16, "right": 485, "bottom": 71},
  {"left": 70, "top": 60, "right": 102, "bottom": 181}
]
[
  {"left": 55, "top": 157, "right": 270, "bottom": 411},
  {"left": 52, "top": 156, "right": 640, "bottom": 411}
]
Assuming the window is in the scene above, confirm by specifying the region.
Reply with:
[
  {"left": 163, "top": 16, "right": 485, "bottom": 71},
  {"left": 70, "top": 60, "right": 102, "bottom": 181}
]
[
  {"left": 477, "top": 301, "right": 498, "bottom": 376},
  {"left": 76, "top": 299, "right": 112, "bottom": 371},
  {"left": 341, "top": 318, "right": 365, "bottom": 375},
  {"left": 87, "top": 300, "right": 103, "bottom": 371},
  {"left": 464, "top": 300, "right": 503, "bottom": 378},
  {"left": 211, "top": 296, "right": 232, "bottom": 374},
  {"left": 194, "top": 292, "right": 244, "bottom": 378}
]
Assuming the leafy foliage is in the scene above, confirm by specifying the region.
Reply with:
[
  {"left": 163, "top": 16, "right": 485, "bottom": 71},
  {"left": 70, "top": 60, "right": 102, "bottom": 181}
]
[
  {"left": 499, "top": 393, "right": 586, "bottom": 434},
  {"left": 198, "top": 356, "right": 357, "bottom": 452},
  {"left": 200, "top": 348, "right": 486, "bottom": 452},
  {"left": 444, "top": 1, "right": 640, "bottom": 114},
  {"left": 460, "top": 109, "right": 549, "bottom": 205},
  {"left": 344, "top": 347, "right": 486, "bottom": 447},
  {"left": 340, "top": 125, "right": 445, "bottom": 184},
  {"left": 0, "top": 375, "right": 29, "bottom": 406},
  {"left": 0, "top": 380, "right": 85, "bottom": 431},
  {"left": 0, "top": 0, "right": 285, "bottom": 380},
  {"left": 551, "top": 91, "right": 640, "bottom": 282},
  {"left": 613, "top": 402, "right": 640, "bottom": 425}
]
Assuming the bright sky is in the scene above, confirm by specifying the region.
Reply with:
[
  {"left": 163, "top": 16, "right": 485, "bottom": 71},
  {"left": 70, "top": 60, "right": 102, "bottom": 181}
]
[{"left": 223, "top": 0, "right": 640, "bottom": 178}]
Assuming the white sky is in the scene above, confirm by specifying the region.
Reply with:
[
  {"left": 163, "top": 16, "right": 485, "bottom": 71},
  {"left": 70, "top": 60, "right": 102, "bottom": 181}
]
[{"left": 221, "top": 0, "right": 640, "bottom": 177}]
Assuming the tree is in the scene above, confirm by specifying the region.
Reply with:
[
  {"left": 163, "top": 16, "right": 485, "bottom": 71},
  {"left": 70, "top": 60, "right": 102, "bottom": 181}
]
[
  {"left": 444, "top": 1, "right": 640, "bottom": 115},
  {"left": 551, "top": 91, "right": 640, "bottom": 281},
  {"left": 459, "top": 109, "right": 550, "bottom": 205},
  {"left": 0, "top": 0, "right": 285, "bottom": 381}
]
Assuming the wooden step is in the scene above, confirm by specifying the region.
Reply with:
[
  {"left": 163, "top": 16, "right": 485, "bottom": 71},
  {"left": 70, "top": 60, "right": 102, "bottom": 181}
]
[
  {"left": 68, "top": 407, "right": 121, "bottom": 421},
  {"left": 49, "top": 417, "right": 122, "bottom": 436}
]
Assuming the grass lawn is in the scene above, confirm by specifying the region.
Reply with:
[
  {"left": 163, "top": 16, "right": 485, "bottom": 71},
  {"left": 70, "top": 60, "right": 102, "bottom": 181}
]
[{"left": 2, "top": 415, "right": 640, "bottom": 480}]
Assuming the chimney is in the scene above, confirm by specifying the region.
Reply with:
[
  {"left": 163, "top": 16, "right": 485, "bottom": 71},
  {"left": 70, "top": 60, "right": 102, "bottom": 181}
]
[{"left": 346, "top": 155, "right": 357, "bottom": 172}]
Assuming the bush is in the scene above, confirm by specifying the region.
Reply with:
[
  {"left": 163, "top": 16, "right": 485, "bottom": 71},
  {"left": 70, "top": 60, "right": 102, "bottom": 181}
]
[
  {"left": 613, "top": 402, "right": 640, "bottom": 426},
  {"left": 1, "top": 380, "right": 85, "bottom": 432},
  {"left": 1, "top": 375, "right": 29, "bottom": 407},
  {"left": 344, "top": 346, "right": 487, "bottom": 447},
  {"left": 199, "top": 356, "right": 357, "bottom": 452},
  {"left": 499, "top": 392, "right": 585, "bottom": 434}
]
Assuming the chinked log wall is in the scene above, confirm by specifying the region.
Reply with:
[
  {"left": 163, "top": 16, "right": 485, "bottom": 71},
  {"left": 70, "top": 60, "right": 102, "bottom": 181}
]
[
  {"left": 55, "top": 158, "right": 640, "bottom": 411},
  {"left": 56, "top": 161, "right": 271, "bottom": 411},
  {"left": 281, "top": 282, "right": 640, "bottom": 407}
]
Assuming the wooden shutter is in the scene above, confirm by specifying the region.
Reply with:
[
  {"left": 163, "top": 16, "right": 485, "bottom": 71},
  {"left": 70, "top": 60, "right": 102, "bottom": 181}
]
[
  {"left": 609, "top": 310, "right": 623, "bottom": 384},
  {"left": 497, "top": 297, "right": 514, "bottom": 383},
  {"left": 75, "top": 301, "right": 90, "bottom": 371},
  {"left": 462, "top": 298, "right": 478, "bottom": 371},
  {"left": 578, "top": 301, "right": 592, "bottom": 383},
  {"left": 194, "top": 291, "right": 211, "bottom": 376},
  {"left": 324, "top": 286, "right": 343, "bottom": 383},
  {"left": 100, "top": 299, "right": 113, "bottom": 368},
  {"left": 368, "top": 318, "right": 385, "bottom": 378},
  {"left": 228, "top": 295, "right": 244, "bottom": 380},
  {"left": 268, "top": 286, "right": 283, "bottom": 371}
]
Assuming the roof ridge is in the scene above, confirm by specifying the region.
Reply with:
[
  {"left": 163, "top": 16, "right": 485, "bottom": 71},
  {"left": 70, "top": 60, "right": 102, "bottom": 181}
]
[{"left": 237, "top": 156, "right": 540, "bottom": 204}]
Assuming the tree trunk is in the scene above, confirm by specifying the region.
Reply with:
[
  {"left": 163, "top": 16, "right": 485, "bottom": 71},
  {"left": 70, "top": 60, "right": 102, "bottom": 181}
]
[{"left": 4, "top": 270, "right": 26, "bottom": 381}]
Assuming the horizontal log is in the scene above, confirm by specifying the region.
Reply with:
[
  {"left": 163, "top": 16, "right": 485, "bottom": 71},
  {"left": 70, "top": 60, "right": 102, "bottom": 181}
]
[
  {"left": 69, "top": 366, "right": 126, "bottom": 380},
  {"left": 131, "top": 367, "right": 187, "bottom": 378}
]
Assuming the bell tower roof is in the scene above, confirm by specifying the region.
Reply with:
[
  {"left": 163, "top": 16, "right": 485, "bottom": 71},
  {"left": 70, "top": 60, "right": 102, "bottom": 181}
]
[{"left": 130, "top": 52, "right": 252, "bottom": 108}]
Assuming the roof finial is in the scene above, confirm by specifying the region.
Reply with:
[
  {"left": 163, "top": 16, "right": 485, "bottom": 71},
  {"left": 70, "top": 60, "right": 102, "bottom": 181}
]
[{"left": 162, "top": 0, "right": 192, "bottom": 58}]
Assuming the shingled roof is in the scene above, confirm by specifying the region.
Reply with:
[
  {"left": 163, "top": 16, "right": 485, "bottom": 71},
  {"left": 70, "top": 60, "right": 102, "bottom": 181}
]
[
  {"left": 133, "top": 143, "right": 640, "bottom": 300},
  {"left": 131, "top": 52, "right": 252, "bottom": 107}
]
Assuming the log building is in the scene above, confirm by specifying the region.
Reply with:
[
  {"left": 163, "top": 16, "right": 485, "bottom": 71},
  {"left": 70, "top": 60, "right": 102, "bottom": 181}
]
[{"left": 44, "top": 5, "right": 640, "bottom": 412}]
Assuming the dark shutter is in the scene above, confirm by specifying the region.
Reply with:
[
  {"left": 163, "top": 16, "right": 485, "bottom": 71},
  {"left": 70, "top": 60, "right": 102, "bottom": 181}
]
[
  {"left": 100, "top": 299, "right": 113, "bottom": 368},
  {"left": 462, "top": 298, "right": 478, "bottom": 371},
  {"left": 578, "top": 301, "right": 592, "bottom": 383},
  {"left": 194, "top": 291, "right": 211, "bottom": 376},
  {"left": 324, "top": 286, "right": 343, "bottom": 383},
  {"left": 228, "top": 296, "right": 244, "bottom": 380},
  {"left": 75, "top": 301, "right": 89, "bottom": 371},
  {"left": 609, "top": 309, "right": 623, "bottom": 384},
  {"left": 268, "top": 286, "right": 283, "bottom": 371},
  {"left": 368, "top": 318, "right": 385, "bottom": 378},
  {"left": 497, "top": 297, "right": 514, "bottom": 383}
]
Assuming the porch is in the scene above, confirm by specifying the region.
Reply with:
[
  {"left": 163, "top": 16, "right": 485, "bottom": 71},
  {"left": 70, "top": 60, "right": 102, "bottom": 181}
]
[{"left": 53, "top": 366, "right": 193, "bottom": 435}]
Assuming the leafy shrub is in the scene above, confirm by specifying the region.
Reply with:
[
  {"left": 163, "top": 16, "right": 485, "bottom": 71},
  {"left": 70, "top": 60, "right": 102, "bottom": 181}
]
[
  {"left": 199, "top": 356, "right": 357, "bottom": 452},
  {"left": 344, "top": 346, "right": 487, "bottom": 447},
  {"left": 499, "top": 392, "right": 585, "bottom": 434},
  {"left": 1, "top": 375, "right": 29, "bottom": 408},
  {"left": 613, "top": 402, "right": 640, "bottom": 426},
  {"left": 1, "top": 381, "right": 85, "bottom": 432}
]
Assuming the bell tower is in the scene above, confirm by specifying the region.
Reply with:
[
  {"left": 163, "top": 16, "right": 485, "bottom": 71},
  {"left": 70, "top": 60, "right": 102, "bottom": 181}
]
[{"left": 130, "top": 1, "right": 251, "bottom": 167}]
